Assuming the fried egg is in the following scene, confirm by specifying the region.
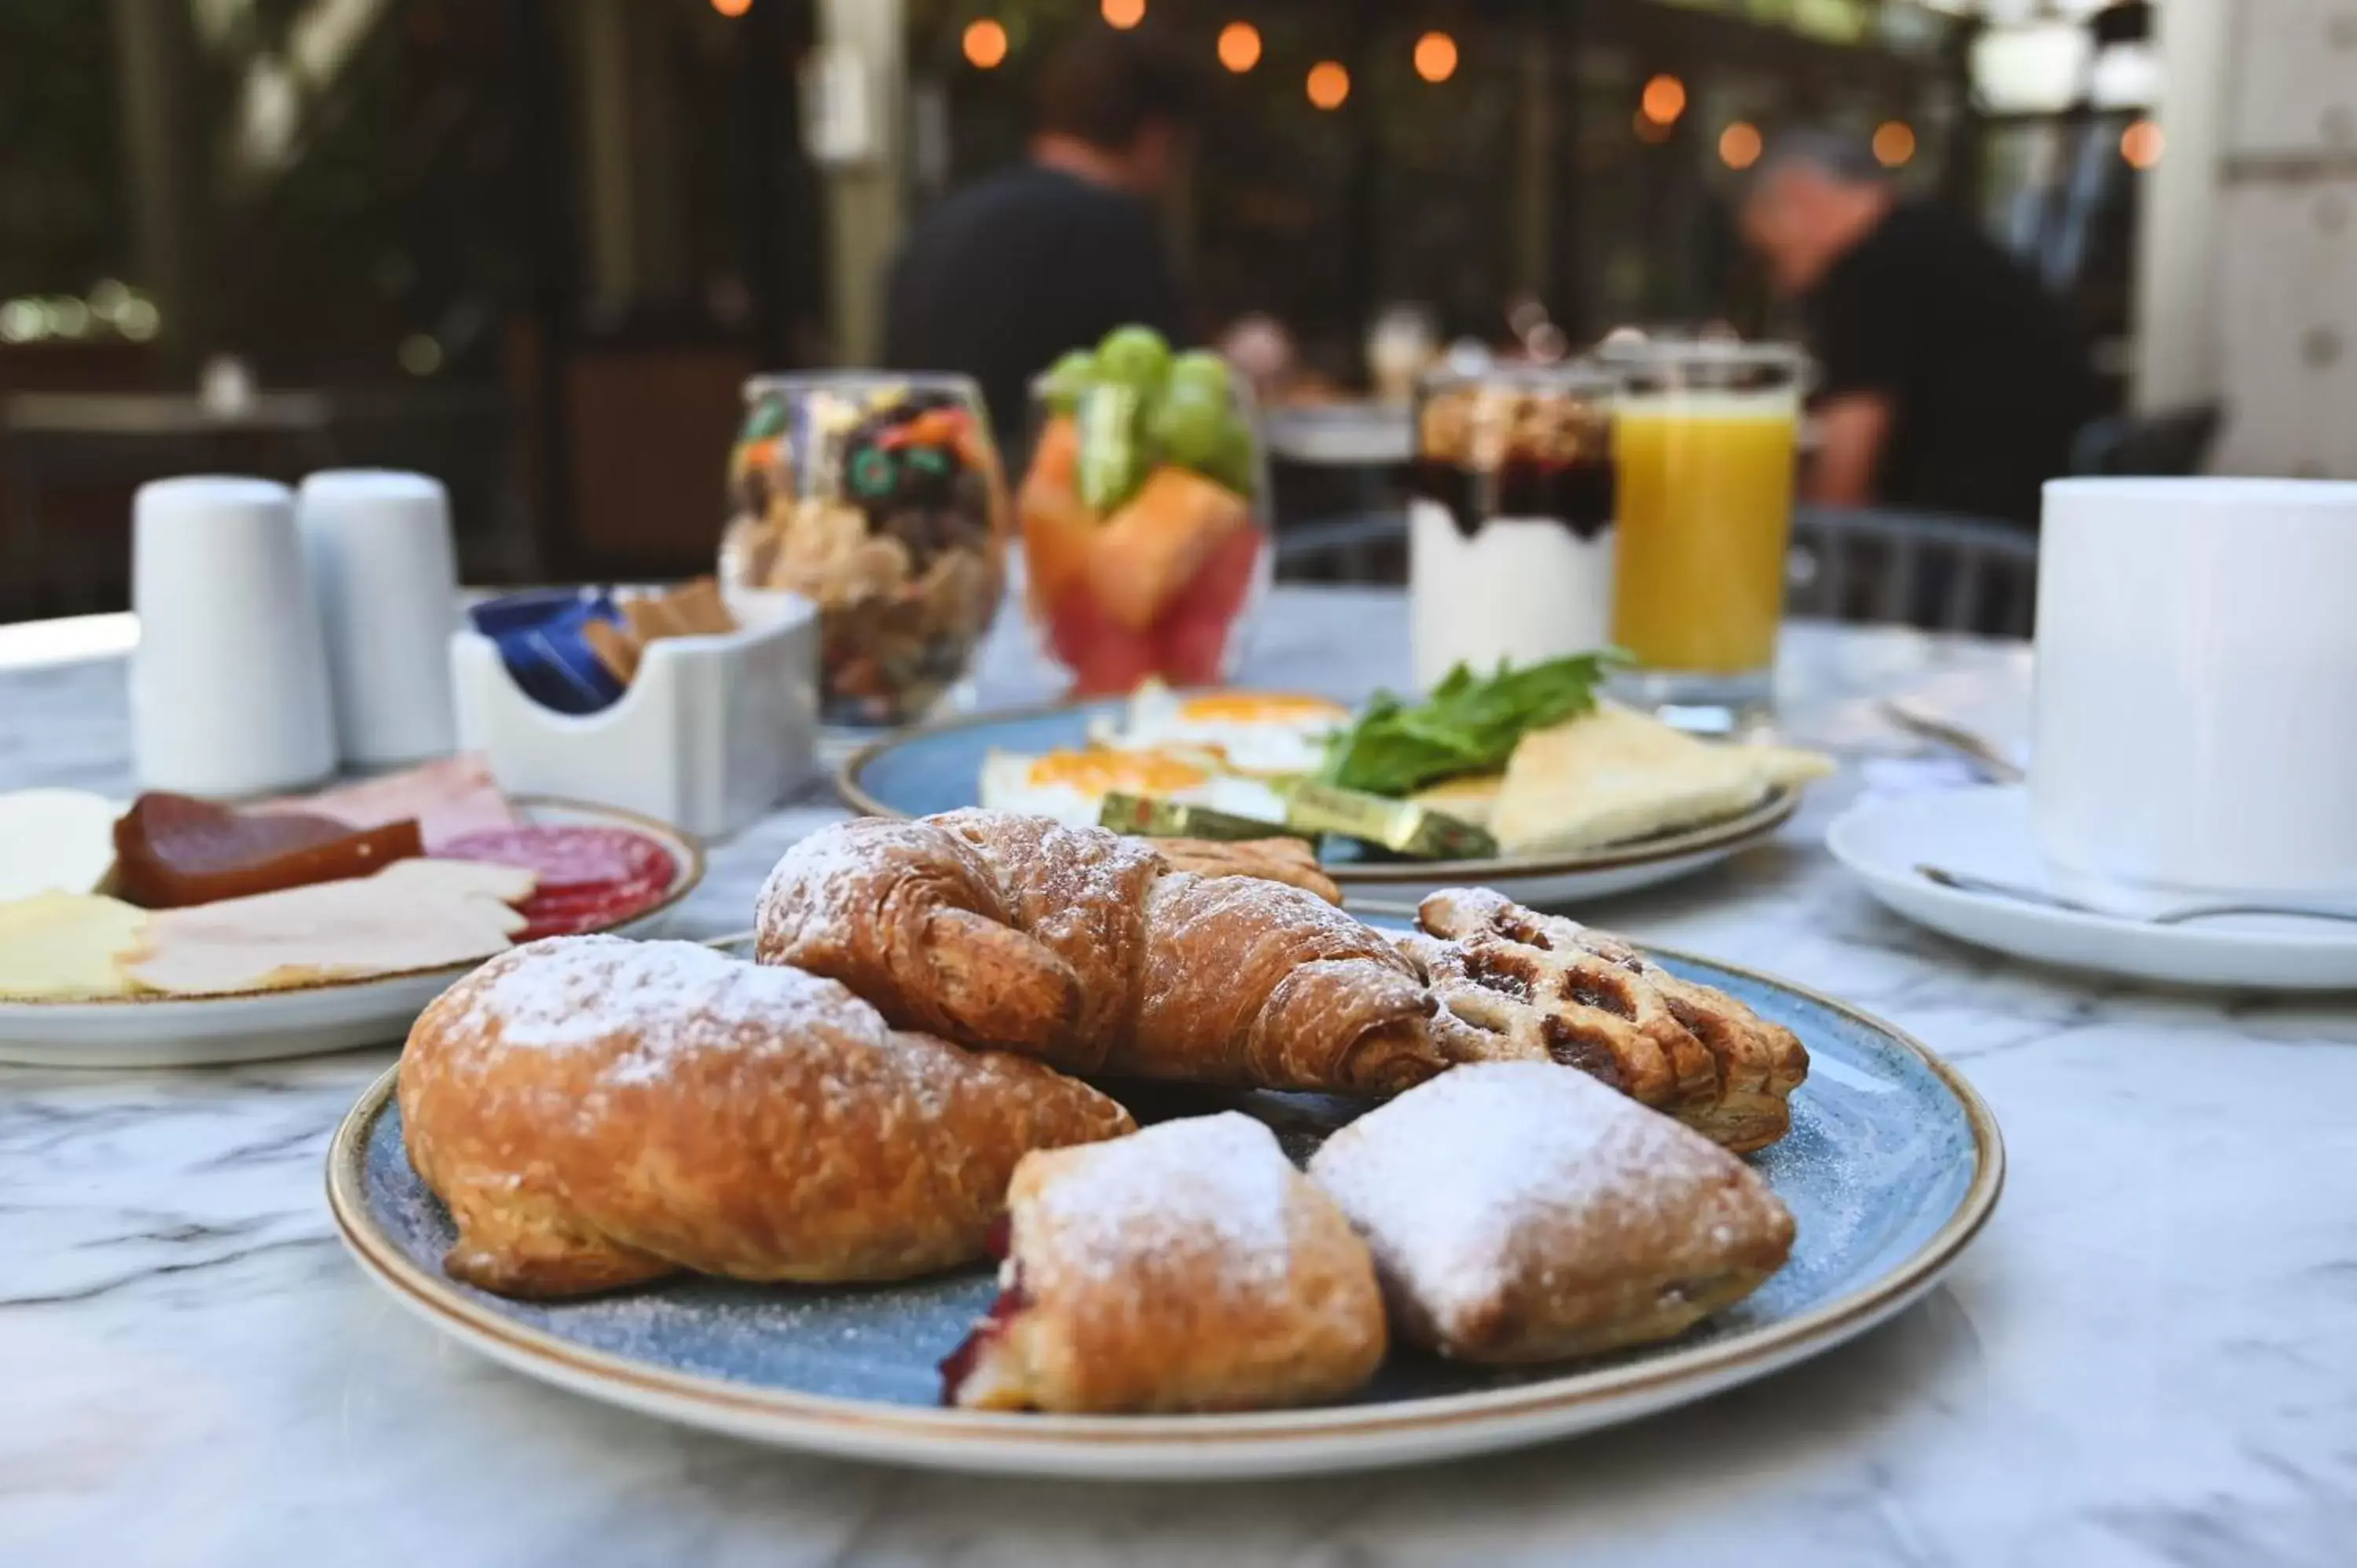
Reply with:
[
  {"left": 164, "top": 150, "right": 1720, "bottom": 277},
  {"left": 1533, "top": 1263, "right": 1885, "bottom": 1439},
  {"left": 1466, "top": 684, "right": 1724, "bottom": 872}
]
[
  {"left": 977, "top": 746, "right": 1291, "bottom": 830},
  {"left": 1090, "top": 682, "right": 1351, "bottom": 776}
]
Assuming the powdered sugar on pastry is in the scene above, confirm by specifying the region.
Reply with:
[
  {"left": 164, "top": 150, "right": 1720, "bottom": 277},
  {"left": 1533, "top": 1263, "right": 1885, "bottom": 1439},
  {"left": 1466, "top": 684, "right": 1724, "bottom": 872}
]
[
  {"left": 945, "top": 1112, "right": 1388, "bottom": 1412},
  {"left": 1028, "top": 1113, "right": 1298, "bottom": 1285},
  {"left": 400, "top": 936, "right": 1135, "bottom": 1297},
  {"left": 1308, "top": 1061, "right": 1795, "bottom": 1363}
]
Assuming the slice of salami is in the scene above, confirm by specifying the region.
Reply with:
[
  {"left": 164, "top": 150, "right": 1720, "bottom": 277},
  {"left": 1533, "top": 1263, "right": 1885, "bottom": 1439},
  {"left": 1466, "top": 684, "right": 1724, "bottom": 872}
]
[
  {"left": 440, "top": 826, "right": 676, "bottom": 896},
  {"left": 437, "top": 826, "right": 678, "bottom": 939}
]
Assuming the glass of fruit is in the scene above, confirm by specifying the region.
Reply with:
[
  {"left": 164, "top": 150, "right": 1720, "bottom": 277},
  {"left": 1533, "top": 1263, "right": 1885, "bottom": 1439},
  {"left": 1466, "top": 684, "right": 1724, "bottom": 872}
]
[
  {"left": 1016, "top": 326, "right": 1271, "bottom": 697},
  {"left": 719, "top": 372, "right": 1007, "bottom": 730}
]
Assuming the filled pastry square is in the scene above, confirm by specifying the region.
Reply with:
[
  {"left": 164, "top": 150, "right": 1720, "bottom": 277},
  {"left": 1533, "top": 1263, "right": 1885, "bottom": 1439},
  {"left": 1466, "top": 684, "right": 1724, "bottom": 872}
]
[
  {"left": 1308, "top": 1061, "right": 1795, "bottom": 1363},
  {"left": 943, "top": 1112, "right": 1388, "bottom": 1413}
]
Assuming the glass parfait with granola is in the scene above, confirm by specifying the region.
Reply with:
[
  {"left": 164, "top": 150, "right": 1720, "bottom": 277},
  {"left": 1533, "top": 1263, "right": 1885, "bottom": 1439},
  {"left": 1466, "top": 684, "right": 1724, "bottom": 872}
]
[{"left": 720, "top": 372, "right": 1007, "bottom": 729}]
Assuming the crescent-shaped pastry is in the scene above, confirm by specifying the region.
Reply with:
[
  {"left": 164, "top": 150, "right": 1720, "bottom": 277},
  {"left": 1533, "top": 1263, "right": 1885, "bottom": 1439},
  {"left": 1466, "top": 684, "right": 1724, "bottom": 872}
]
[
  {"left": 755, "top": 810, "right": 1442, "bottom": 1096},
  {"left": 399, "top": 935, "right": 1135, "bottom": 1298},
  {"left": 942, "top": 1113, "right": 1387, "bottom": 1412}
]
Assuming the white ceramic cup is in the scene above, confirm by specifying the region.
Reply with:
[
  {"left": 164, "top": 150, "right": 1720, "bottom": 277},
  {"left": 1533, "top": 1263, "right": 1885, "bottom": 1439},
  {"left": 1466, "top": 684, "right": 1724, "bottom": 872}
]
[
  {"left": 297, "top": 470, "right": 460, "bottom": 768},
  {"left": 132, "top": 475, "right": 339, "bottom": 797},
  {"left": 2033, "top": 477, "right": 2357, "bottom": 900}
]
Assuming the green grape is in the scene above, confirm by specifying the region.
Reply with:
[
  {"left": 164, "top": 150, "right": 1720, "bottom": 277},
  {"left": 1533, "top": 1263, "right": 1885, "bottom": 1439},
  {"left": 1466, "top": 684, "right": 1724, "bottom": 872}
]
[
  {"left": 1149, "top": 387, "right": 1231, "bottom": 471},
  {"left": 1166, "top": 350, "right": 1233, "bottom": 399},
  {"left": 1208, "top": 416, "right": 1259, "bottom": 495},
  {"left": 1095, "top": 324, "right": 1171, "bottom": 392},
  {"left": 1039, "top": 349, "right": 1098, "bottom": 414}
]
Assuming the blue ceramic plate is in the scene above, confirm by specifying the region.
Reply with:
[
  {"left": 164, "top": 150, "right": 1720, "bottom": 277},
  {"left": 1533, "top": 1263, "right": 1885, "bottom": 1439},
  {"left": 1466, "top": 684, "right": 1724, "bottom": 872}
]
[
  {"left": 328, "top": 924, "right": 2000, "bottom": 1478},
  {"left": 837, "top": 699, "right": 1800, "bottom": 910}
]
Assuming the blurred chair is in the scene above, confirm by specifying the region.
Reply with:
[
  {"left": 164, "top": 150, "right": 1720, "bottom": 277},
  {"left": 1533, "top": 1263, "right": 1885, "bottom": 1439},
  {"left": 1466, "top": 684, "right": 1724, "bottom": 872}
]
[
  {"left": 1787, "top": 505, "right": 2039, "bottom": 638},
  {"left": 2069, "top": 405, "right": 2222, "bottom": 477},
  {"left": 1271, "top": 508, "right": 1407, "bottom": 586}
]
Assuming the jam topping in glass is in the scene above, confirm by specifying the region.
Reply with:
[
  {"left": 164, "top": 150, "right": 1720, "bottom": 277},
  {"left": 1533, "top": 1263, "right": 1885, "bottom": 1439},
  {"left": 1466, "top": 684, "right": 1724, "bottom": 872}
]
[{"left": 1411, "top": 373, "right": 1618, "bottom": 541}]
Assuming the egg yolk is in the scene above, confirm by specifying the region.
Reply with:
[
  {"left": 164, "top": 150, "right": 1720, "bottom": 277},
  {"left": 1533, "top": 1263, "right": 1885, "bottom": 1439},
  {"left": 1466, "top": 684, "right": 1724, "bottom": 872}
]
[
  {"left": 1175, "top": 694, "right": 1346, "bottom": 724},
  {"left": 1026, "top": 751, "right": 1210, "bottom": 793}
]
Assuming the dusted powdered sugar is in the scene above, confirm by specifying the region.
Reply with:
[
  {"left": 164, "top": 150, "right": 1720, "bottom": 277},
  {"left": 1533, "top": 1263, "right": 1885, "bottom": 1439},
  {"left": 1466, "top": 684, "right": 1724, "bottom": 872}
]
[
  {"left": 1308, "top": 1061, "right": 1728, "bottom": 1314},
  {"left": 454, "top": 933, "right": 867, "bottom": 1057},
  {"left": 1028, "top": 1112, "right": 1299, "bottom": 1285}
]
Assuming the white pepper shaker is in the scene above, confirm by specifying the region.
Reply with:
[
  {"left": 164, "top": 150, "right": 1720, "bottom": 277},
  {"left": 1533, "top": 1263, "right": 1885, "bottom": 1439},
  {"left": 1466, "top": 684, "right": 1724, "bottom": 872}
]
[
  {"left": 131, "top": 475, "right": 338, "bottom": 797},
  {"left": 296, "top": 470, "right": 460, "bottom": 768}
]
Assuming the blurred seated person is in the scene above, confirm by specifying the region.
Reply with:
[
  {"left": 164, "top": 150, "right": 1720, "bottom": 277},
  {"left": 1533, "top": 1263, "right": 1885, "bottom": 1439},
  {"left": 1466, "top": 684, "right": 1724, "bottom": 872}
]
[
  {"left": 883, "top": 26, "right": 1201, "bottom": 454},
  {"left": 1740, "top": 132, "right": 2098, "bottom": 526}
]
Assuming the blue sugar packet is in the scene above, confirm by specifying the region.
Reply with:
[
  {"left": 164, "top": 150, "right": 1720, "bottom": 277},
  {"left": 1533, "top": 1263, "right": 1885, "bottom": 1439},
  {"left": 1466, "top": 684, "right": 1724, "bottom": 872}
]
[{"left": 470, "top": 588, "right": 628, "bottom": 715}]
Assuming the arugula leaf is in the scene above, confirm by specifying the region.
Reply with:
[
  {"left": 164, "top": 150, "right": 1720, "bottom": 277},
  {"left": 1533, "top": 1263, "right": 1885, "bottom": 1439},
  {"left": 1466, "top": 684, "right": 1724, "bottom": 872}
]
[{"left": 1318, "top": 651, "right": 1626, "bottom": 797}]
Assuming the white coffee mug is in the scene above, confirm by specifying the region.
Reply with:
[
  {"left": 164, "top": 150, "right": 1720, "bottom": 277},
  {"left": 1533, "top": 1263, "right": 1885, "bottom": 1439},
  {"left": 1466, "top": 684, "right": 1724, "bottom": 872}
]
[
  {"left": 132, "top": 475, "right": 339, "bottom": 797},
  {"left": 2033, "top": 477, "right": 2357, "bottom": 900},
  {"left": 298, "top": 469, "right": 460, "bottom": 768}
]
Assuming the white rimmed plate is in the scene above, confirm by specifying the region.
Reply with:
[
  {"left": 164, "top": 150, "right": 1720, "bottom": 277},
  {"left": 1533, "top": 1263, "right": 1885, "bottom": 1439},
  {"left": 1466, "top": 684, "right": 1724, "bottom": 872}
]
[
  {"left": 327, "top": 926, "right": 2002, "bottom": 1480},
  {"left": 838, "top": 698, "right": 1799, "bottom": 909},
  {"left": 0, "top": 799, "right": 705, "bottom": 1068},
  {"left": 1828, "top": 785, "right": 2357, "bottom": 990}
]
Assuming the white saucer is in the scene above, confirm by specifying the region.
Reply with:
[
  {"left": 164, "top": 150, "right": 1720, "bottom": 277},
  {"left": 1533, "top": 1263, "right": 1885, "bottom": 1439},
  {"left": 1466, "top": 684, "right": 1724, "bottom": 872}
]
[{"left": 1827, "top": 786, "right": 2357, "bottom": 991}]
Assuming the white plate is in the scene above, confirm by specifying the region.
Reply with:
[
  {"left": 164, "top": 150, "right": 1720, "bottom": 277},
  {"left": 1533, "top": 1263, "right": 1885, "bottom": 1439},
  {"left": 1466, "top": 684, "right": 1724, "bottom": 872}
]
[
  {"left": 0, "top": 800, "right": 705, "bottom": 1068},
  {"left": 1827, "top": 786, "right": 2357, "bottom": 990}
]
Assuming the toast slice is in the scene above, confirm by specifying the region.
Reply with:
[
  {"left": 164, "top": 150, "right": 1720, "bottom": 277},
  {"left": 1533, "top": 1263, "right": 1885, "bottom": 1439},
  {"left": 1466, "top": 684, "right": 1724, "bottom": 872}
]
[{"left": 1490, "top": 706, "right": 1828, "bottom": 855}]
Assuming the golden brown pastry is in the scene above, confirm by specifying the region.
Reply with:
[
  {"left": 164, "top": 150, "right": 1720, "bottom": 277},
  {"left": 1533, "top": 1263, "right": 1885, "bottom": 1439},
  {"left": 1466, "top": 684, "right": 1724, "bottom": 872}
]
[
  {"left": 942, "top": 1112, "right": 1387, "bottom": 1412},
  {"left": 1153, "top": 835, "right": 1342, "bottom": 905},
  {"left": 1411, "top": 888, "right": 1808, "bottom": 1152},
  {"left": 400, "top": 935, "right": 1135, "bottom": 1299},
  {"left": 1308, "top": 1062, "right": 1796, "bottom": 1363},
  {"left": 755, "top": 810, "right": 1442, "bottom": 1095}
]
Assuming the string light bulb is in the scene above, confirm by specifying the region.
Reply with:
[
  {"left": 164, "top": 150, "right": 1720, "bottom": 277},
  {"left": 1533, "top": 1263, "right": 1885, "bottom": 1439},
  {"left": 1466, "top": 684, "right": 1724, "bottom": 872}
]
[
  {"left": 1217, "top": 21, "right": 1261, "bottom": 73},
  {"left": 1307, "top": 60, "right": 1351, "bottom": 110},
  {"left": 1720, "top": 121, "right": 1762, "bottom": 170},
  {"left": 709, "top": 0, "right": 751, "bottom": 15},
  {"left": 1102, "top": 0, "right": 1145, "bottom": 29},
  {"left": 1633, "top": 109, "right": 1671, "bottom": 145},
  {"left": 2121, "top": 119, "right": 2165, "bottom": 169},
  {"left": 1640, "top": 74, "right": 1686, "bottom": 125},
  {"left": 1413, "top": 31, "right": 1457, "bottom": 83},
  {"left": 1872, "top": 121, "right": 1915, "bottom": 167},
  {"left": 962, "top": 19, "right": 1008, "bottom": 69}
]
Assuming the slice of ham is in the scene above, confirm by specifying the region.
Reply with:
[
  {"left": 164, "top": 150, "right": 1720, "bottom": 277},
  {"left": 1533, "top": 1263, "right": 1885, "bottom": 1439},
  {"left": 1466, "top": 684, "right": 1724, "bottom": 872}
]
[
  {"left": 122, "top": 859, "right": 538, "bottom": 996},
  {"left": 258, "top": 756, "right": 519, "bottom": 852}
]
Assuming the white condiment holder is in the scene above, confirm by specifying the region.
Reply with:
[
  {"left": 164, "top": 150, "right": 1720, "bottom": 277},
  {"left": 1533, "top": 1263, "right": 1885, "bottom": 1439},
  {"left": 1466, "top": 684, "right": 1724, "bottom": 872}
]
[{"left": 449, "top": 587, "right": 819, "bottom": 839}]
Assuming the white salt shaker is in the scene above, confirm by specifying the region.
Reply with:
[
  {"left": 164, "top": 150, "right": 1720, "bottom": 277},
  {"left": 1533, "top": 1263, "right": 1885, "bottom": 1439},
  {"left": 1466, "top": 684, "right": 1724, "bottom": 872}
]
[
  {"left": 131, "top": 476, "right": 338, "bottom": 797},
  {"left": 297, "top": 470, "right": 460, "bottom": 768}
]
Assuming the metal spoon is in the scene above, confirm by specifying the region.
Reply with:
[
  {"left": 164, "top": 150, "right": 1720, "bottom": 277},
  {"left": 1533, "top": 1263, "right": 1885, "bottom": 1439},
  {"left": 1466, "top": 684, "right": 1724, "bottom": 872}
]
[
  {"left": 1915, "top": 865, "right": 2357, "bottom": 925},
  {"left": 1879, "top": 701, "right": 2025, "bottom": 783}
]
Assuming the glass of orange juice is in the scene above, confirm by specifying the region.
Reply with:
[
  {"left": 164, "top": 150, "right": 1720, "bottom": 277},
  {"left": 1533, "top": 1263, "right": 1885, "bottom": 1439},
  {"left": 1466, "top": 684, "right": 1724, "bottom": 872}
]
[{"left": 1603, "top": 341, "right": 1805, "bottom": 731}]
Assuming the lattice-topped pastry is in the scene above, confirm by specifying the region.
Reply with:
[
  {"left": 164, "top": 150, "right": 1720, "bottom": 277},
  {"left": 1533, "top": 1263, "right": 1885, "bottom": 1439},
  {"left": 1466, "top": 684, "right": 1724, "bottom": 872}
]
[{"left": 1408, "top": 888, "right": 1807, "bottom": 1152}]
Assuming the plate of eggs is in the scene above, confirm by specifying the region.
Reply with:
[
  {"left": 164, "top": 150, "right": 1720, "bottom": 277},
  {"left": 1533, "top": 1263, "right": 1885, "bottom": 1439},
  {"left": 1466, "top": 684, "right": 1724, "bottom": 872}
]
[{"left": 838, "top": 683, "right": 1805, "bottom": 909}]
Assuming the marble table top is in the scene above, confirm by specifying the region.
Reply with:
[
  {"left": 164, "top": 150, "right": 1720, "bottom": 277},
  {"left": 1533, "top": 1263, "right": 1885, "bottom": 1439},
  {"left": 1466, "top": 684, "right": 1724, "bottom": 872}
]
[{"left": 3, "top": 588, "right": 2350, "bottom": 1568}]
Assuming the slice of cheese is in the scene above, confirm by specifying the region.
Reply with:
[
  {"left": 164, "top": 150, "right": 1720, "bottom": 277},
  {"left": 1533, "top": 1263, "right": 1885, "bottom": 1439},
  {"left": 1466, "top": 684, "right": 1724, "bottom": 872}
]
[
  {"left": 1409, "top": 771, "right": 1505, "bottom": 831},
  {"left": 0, "top": 789, "right": 123, "bottom": 900},
  {"left": 123, "top": 859, "right": 537, "bottom": 996},
  {"left": 0, "top": 892, "right": 148, "bottom": 998},
  {"left": 1491, "top": 705, "right": 1831, "bottom": 855}
]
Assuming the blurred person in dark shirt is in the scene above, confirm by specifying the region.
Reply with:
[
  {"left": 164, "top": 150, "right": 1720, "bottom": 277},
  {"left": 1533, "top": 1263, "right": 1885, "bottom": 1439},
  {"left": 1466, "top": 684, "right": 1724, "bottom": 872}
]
[
  {"left": 1740, "top": 133, "right": 2099, "bottom": 526},
  {"left": 883, "top": 26, "right": 1200, "bottom": 455}
]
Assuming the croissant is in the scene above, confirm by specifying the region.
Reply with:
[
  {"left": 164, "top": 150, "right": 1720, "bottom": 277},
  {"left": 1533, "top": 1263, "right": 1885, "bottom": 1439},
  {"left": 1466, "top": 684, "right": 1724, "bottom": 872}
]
[
  {"left": 400, "top": 935, "right": 1135, "bottom": 1298},
  {"left": 755, "top": 809, "right": 1444, "bottom": 1096}
]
